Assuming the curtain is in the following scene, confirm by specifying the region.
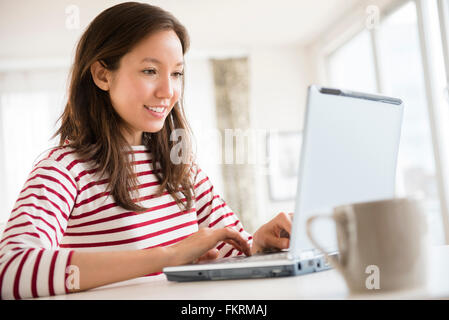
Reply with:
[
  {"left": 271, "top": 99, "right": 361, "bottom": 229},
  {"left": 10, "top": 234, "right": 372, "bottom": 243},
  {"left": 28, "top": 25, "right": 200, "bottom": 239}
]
[{"left": 211, "top": 58, "right": 257, "bottom": 233}]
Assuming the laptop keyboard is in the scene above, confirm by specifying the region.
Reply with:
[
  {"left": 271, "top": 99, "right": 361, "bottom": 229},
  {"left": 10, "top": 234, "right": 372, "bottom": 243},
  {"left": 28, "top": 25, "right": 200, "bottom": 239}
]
[{"left": 199, "top": 251, "right": 290, "bottom": 265}]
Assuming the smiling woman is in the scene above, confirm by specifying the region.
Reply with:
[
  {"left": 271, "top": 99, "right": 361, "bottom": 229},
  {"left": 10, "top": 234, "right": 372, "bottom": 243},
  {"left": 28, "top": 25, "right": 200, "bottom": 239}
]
[
  {"left": 0, "top": 1, "right": 293, "bottom": 300},
  {"left": 0, "top": 2, "right": 248, "bottom": 299}
]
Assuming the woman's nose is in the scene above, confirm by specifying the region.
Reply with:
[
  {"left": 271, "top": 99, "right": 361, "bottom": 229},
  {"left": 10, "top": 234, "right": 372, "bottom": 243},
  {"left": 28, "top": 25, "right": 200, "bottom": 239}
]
[{"left": 155, "top": 76, "right": 173, "bottom": 99}]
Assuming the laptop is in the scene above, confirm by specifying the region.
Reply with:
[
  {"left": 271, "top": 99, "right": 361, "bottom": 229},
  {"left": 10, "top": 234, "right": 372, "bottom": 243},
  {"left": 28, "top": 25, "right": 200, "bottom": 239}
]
[{"left": 163, "top": 85, "right": 404, "bottom": 282}]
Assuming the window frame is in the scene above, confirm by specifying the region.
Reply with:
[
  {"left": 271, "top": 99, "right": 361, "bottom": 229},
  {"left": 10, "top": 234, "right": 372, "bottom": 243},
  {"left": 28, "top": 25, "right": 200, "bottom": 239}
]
[
  {"left": 415, "top": 0, "right": 449, "bottom": 244},
  {"left": 437, "top": 0, "right": 449, "bottom": 80}
]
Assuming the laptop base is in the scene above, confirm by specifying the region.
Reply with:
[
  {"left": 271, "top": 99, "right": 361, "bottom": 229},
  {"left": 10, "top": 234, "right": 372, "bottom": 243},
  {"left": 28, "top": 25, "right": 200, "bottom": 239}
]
[{"left": 164, "top": 252, "right": 336, "bottom": 282}]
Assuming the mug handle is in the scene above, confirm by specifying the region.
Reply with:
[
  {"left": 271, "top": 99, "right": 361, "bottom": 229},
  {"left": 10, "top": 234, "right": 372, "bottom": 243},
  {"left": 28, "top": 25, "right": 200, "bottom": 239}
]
[{"left": 306, "top": 214, "right": 346, "bottom": 274}]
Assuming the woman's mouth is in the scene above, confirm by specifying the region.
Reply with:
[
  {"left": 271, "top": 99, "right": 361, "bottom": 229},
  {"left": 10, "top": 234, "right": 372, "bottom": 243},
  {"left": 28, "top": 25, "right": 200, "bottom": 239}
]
[{"left": 144, "top": 105, "right": 167, "bottom": 119}]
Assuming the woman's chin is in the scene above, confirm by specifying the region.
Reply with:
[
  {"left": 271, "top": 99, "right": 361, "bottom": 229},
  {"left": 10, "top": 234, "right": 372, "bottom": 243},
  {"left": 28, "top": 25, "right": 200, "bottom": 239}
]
[{"left": 143, "top": 123, "right": 165, "bottom": 133}]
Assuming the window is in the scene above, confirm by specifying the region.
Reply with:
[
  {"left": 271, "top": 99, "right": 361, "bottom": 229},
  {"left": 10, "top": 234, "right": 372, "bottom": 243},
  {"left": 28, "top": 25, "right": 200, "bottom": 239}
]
[
  {"left": 0, "top": 69, "right": 67, "bottom": 222},
  {"left": 327, "top": 30, "right": 378, "bottom": 93},
  {"left": 326, "top": 0, "right": 447, "bottom": 245},
  {"left": 378, "top": 1, "right": 445, "bottom": 245}
]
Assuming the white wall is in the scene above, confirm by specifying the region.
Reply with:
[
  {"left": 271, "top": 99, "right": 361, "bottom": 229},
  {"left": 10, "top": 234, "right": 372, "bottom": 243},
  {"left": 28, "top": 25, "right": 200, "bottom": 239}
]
[
  {"left": 249, "top": 46, "right": 316, "bottom": 228},
  {"left": 183, "top": 57, "right": 225, "bottom": 196}
]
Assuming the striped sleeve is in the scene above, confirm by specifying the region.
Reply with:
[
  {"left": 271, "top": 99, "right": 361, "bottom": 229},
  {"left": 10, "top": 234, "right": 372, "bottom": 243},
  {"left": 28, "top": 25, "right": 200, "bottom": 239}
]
[
  {"left": 193, "top": 165, "right": 253, "bottom": 258},
  {"left": 0, "top": 158, "right": 77, "bottom": 299}
]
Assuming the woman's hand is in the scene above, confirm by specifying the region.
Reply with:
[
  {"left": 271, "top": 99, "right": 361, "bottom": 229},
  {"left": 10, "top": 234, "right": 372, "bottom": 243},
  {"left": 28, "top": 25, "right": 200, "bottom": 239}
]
[
  {"left": 168, "top": 227, "right": 252, "bottom": 266},
  {"left": 251, "top": 212, "right": 293, "bottom": 255}
]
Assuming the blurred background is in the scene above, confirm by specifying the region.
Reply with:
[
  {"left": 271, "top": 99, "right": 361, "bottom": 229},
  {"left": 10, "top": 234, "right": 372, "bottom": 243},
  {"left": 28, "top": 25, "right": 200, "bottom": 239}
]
[{"left": 1, "top": 0, "right": 449, "bottom": 246}]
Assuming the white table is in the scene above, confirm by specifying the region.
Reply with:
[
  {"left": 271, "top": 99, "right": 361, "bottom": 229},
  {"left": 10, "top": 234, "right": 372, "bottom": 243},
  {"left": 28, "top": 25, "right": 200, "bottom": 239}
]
[{"left": 37, "top": 245, "right": 449, "bottom": 300}]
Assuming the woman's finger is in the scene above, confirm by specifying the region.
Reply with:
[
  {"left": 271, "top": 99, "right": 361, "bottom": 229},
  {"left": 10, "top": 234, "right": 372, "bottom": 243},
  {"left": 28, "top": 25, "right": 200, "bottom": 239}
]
[
  {"left": 220, "top": 228, "right": 251, "bottom": 256},
  {"left": 275, "top": 212, "right": 292, "bottom": 237},
  {"left": 265, "top": 235, "right": 290, "bottom": 250},
  {"left": 224, "top": 235, "right": 251, "bottom": 255},
  {"left": 223, "top": 238, "right": 248, "bottom": 255},
  {"left": 196, "top": 248, "right": 219, "bottom": 263}
]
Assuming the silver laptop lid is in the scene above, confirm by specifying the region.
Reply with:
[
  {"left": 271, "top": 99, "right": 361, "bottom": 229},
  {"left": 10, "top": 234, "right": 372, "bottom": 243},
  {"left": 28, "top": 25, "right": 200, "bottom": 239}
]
[{"left": 290, "top": 85, "right": 404, "bottom": 256}]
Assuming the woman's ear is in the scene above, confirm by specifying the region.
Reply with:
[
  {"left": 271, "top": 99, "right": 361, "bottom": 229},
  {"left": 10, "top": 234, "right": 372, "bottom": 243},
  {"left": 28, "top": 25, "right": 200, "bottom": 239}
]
[{"left": 90, "top": 60, "right": 111, "bottom": 91}]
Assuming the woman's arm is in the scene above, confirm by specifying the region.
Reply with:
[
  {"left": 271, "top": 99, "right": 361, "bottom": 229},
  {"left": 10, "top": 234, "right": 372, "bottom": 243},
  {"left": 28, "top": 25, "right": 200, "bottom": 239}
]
[
  {"left": 68, "top": 227, "right": 251, "bottom": 292},
  {"left": 68, "top": 247, "right": 170, "bottom": 292},
  {"left": 0, "top": 158, "right": 77, "bottom": 299}
]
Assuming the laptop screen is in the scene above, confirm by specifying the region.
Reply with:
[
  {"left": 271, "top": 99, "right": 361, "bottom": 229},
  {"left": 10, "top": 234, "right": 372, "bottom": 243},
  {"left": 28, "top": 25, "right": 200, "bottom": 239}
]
[{"left": 291, "top": 86, "right": 404, "bottom": 253}]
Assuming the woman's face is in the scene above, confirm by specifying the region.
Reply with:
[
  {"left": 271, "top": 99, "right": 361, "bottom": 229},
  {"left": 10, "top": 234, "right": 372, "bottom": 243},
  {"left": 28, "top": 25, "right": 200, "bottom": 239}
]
[{"left": 108, "top": 30, "right": 184, "bottom": 145}]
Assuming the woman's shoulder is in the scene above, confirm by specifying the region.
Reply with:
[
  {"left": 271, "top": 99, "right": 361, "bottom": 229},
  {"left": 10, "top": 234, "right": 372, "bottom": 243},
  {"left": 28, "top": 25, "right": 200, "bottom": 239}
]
[{"left": 32, "top": 144, "right": 91, "bottom": 173}]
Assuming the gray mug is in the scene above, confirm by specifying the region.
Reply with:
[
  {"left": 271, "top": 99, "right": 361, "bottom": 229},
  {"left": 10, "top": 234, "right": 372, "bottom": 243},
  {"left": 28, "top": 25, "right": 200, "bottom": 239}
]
[{"left": 306, "top": 197, "right": 429, "bottom": 293}]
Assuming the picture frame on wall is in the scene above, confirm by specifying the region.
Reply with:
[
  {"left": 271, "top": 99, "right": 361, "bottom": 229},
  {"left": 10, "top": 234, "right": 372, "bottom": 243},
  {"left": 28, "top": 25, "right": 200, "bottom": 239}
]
[{"left": 266, "top": 130, "right": 302, "bottom": 201}]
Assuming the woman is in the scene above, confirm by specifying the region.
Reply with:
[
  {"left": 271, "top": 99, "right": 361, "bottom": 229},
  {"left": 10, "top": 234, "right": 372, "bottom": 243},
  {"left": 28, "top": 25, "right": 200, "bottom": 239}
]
[{"left": 0, "top": 2, "right": 292, "bottom": 299}]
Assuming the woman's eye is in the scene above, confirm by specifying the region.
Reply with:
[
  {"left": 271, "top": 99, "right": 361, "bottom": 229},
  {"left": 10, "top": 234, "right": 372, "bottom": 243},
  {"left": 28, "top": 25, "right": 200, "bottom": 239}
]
[
  {"left": 143, "top": 69, "right": 156, "bottom": 75},
  {"left": 173, "top": 72, "right": 184, "bottom": 78}
]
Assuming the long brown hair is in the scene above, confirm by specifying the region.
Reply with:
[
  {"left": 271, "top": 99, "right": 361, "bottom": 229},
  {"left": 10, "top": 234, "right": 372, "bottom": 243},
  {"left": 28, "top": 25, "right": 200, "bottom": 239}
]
[{"left": 53, "top": 2, "right": 195, "bottom": 212}]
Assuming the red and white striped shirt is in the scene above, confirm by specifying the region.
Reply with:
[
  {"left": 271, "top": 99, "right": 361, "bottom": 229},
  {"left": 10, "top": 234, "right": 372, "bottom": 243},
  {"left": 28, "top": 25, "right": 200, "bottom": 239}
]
[{"left": 0, "top": 145, "right": 252, "bottom": 299}]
